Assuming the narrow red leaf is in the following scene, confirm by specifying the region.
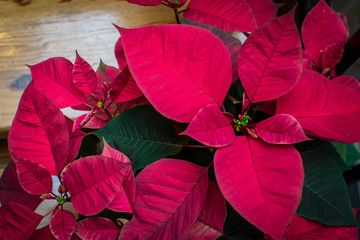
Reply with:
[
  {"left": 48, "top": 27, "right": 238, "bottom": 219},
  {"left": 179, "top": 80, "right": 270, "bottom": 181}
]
[
  {"left": 0, "top": 161, "right": 43, "bottom": 210},
  {"left": 255, "top": 114, "right": 311, "bottom": 144},
  {"left": 102, "top": 140, "right": 135, "bottom": 213},
  {"left": 12, "top": 155, "right": 52, "bottom": 195},
  {"left": 276, "top": 70, "right": 360, "bottom": 143},
  {"left": 321, "top": 40, "right": 345, "bottom": 73},
  {"left": 183, "top": 0, "right": 277, "bottom": 32},
  {"left": 116, "top": 24, "right": 231, "bottom": 122},
  {"left": 332, "top": 75, "right": 360, "bottom": 93},
  {"left": 119, "top": 158, "right": 209, "bottom": 240},
  {"left": 0, "top": 203, "right": 43, "bottom": 240},
  {"left": 214, "top": 136, "right": 304, "bottom": 240},
  {"left": 73, "top": 52, "right": 101, "bottom": 97},
  {"left": 75, "top": 217, "right": 121, "bottom": 240},
  {"left": 237, "top": 9, "right": 303, "bottom": 103},
  {"left": 65, "top": 117, "right": 84, "bottom": 163},
  {"left": 61, "top": 155, "right": 130, "bottom": 216},
  {"left": 8, "top": 83, "right": 70, "bottom": 175},
  {"left": 301, "top": 0, "right": 348, "bottom": 67},
  {"left": 111, "top": 66, "right": 143, "bottom": 103},
  {"left": 180, "top": 103, "right": 235, "bottom": 147},
  {"left": 180, "top": 180, "right": 226, "bottom": 240},
  {"left": 29, "top": 57, "right": 84, "bottom": 108},
  {"left": 50, "top": 209, "right": 76, "bottom": 240}
]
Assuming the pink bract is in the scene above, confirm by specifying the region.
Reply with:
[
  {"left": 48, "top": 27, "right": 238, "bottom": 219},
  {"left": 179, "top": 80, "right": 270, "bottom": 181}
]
[
  {"left": 214, "top": 136, "right": 304, "bottom": 240},
  {"left": 116, "top": 24, "right": 232, "bottom": 123},
  {"left": 237, "top": 8, "right": 303, "bottom": 103},
  {"left": 119, "top": 158, "right": 209, "bottom": 240}
]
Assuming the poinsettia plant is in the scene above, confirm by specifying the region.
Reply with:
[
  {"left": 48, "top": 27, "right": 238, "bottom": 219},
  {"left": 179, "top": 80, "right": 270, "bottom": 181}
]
[{"left": 1, "top": 0, "right": 360, "bottom": 239}]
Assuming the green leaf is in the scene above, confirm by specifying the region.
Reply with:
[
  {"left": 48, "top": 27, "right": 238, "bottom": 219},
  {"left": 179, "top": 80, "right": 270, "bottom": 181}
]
[
  {"left": 331, "top": 142, "right": 360, "bottom": 166},
  {"left": 93, "top": 105, "right": 182, "bottom": 170},
  {"left": 295, "top": 140, "right": 350, "bottom": 172},
  {"left": 297, "top": 151, "right": 358, "bottom": 226},
  {"left": 223, "top": 202, "right": 264, "bottom": 240},
  {"left": 75, "top": 134, "right": 100, "bottom": 159}
]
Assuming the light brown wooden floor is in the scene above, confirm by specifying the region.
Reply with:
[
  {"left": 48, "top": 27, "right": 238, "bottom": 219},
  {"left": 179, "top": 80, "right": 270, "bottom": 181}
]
[{"left": 0, "top": 0, "right": 180, "bottom": 175}]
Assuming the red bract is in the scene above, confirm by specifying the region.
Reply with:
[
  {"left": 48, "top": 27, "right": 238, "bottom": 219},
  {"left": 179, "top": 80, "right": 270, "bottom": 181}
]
[
  {"left": 8, "top": 83, "right": 71, "bottom": 175},
  {"left": 116, "top": 24, "right": 232, "bottom": 123},
  {"left": 214, "top": 137, "right": 304, "bottom": 240},
  {"left": 125, "top": 0, "right": 161, "bottom": 6},
  {"left": 255, "top": 114, "right": 311, "bottom": 144},
  {"left": 0, "top": 203, "right": 43, "bottom": 240},
  {"left": 237, "top": 8, "right": 303, "bottom": 103},
  {"left": 301, "top": 0, "right": 348, "bottom": 71},
  {"left": 183, "top": 0, "right": 277, "bottom": 32},
  {"left": 12, "top": 155, "right": 53, "bottom": 195},
  {"left": 101, "top": 140, "right": 135, "bottom": 213},
  {"left": 276, "top": 70, "right": 360, "bottom": 143},
  {"left": 75, "top": 217, "right": 121, "bottom": 240},
  {"left": 181, "top": 103, "right": 235, "bottom": 147},
  {"left": 49, "top": 209, "right": 76, "bottom": 240},
  {"left": 119, "top": 159, "right": 209, "bottom": 239},
  {"left": 0, "top": 161, "right": 43, "bottom": 210},
  {"left": 61, "top": 155, "right": 131, "bottom": 216},
  {"left": 180, "top": 181, "right": 226, "bottom": 240}
]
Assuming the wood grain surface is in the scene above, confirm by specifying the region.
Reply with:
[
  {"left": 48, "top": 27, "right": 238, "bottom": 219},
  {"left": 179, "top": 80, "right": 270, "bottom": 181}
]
[{"left": 0, "top": 0, "right": 179, "bottom": 175}]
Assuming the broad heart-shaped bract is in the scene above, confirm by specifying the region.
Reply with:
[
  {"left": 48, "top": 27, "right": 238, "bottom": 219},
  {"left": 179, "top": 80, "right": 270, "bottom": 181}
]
[
  {"left": 182, "top": 20, "right": 242, "bottom": 83},
  {"left": 180, "top": 180, "right": 226, "bottom": 240},
  {"left": 101, "top": 140, "right": 135, "bottom": 213},
  {"left": 181, "top": 103, "right": 235, "bottom": 147},
  {"left": 265, "top": 214, "right": 358, "bottom": 240},
  {"left": 276, "top": 69, "right": 360, "bottom": 144},
  {"left": 116, "top": 24, "right": 232, "bottom": 123},
  {"left": 8, "top": 83, "right": 70, "bottom": 175},
  {"left": 12, "top": 155, "right": 53, "bottom": 195},
  {"left": 119, "top": 158, "right": 209, "bottom": 240},
  {"left": 49, "top": 209, "right": 76, "bottom": 240},
  {"left": 183, "top": 0, "right": 277, "bottom": 32},
  {"left": 0, "top": 161, "right": 43, "bottom": 210},
  {"left": 255, "top": 114, "right": 311, "bottom": 144},
  {"left": 0, "top": 203, "right": 43, "bottom": 240},
  {"left": 214, "top": 136, "right": 304, "bottom": 240},
  {"left": 61, "top": 155, "right": 131, "bottom": 216},
  {"left": 29, "top": 57, "right": 84, "bottom": 108},
  {"left": 301, "top": 0, "right": 348, "bottom": 68},
  {"left": 75, "top": 217, "right": 121, "bottom": 240},
  {"left": 238, "top": 8, "right": 303, "bottom": 103}
]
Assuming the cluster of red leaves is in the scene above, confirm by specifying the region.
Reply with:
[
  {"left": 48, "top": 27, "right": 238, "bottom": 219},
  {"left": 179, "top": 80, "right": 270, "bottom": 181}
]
[{"left": 1, "top": 0, "right": 359, "bottom": 240}]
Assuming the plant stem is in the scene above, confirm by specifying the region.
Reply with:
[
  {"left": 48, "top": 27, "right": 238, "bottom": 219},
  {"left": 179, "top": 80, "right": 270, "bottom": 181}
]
[{"left": 174, "top": 8, "right": 181, "bottom": 24}]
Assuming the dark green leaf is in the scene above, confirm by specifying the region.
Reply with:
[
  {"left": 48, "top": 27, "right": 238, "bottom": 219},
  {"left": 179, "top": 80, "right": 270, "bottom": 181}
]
[
  {"left": 297, "top": 151, "right": 358, "bottom": 226},
  {"left": 75, "top": 134, "right": 100, "bottom": 159},
  {"left": 223, "top": 202, "right": 264, "bottom": 240},
  {"left": 93, "top": 105, "right": 181, "bottom": 170},
  {"left": 295, "top": 140, "right": 350, "bottom": 172},
  {"left": 332, "top": 142, "right": 360, "bottom": 166}
]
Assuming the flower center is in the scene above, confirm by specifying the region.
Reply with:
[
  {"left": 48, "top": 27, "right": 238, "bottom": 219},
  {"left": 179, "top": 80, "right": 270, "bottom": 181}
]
[{"left": 233, "top": 114, "right": 250, "bottom": 131}]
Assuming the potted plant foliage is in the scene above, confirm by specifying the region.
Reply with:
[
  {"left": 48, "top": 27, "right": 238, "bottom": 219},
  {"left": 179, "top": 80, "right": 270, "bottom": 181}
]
[{"left": 0, "top": 0, "right": 359, "bottom": 239}]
